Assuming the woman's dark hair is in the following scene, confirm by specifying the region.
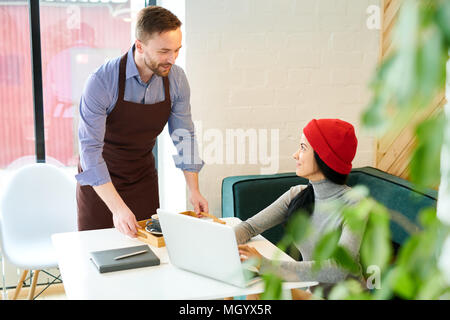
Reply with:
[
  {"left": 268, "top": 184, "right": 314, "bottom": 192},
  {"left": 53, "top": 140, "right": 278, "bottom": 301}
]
[{"left": 285, "top": 151, "right": 349, "bottom": 222}]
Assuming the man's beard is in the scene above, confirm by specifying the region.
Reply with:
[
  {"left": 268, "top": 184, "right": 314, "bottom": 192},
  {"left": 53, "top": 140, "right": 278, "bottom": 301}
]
[{"left": 144, "top": 56, "right": 172, "bottom": 77}]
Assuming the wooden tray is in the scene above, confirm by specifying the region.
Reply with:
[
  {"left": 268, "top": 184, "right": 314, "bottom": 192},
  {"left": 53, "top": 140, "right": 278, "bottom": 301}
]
[
  {"left": 179, "top": 211, "right": 226, "bottom": 224},
  {"left": 136, "top": 219, "right": 165, "bottom": 248},
  {"left": 136, "top": 211, "right": 226, "bottom": 248}
]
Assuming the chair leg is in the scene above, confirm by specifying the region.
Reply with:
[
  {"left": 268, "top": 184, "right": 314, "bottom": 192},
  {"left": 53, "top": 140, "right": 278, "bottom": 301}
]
[
  {"left": 12, "top": 270, "right": 29, "bottom": 300},
  {"left": 2, "top": 256, "right": 9, "bottom": 300},
  {"left": 27, "top": 270, "right": 40, "bottom": 300}
]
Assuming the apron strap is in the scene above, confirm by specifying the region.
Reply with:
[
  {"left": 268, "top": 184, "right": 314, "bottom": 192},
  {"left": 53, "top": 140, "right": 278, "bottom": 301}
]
[
  {"left": 117, "top": 52, "right": 128, "bottom": 102},
  {"left": 162, "top": 76, "right": 171, "bottom": 105}
]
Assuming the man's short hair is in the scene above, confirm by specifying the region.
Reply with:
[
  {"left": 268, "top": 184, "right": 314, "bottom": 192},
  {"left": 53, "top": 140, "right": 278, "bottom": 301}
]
[{"left": 135, "top": 6, "right": 182, "bottom": 43}]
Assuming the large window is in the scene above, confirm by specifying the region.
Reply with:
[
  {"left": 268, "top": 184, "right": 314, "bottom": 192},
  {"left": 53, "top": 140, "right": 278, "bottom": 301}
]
[
  {"left": 1, "top": 0, "right": 185, "bottom": 212},
  {"left": 0, "top": 0, "right": 145, "bottom": 170},
  {"left": 0, "top": 2, "right": 34, "bottom": 169},
  {"left": 40, "top": 0, "right": 141, "bottom": 166}
]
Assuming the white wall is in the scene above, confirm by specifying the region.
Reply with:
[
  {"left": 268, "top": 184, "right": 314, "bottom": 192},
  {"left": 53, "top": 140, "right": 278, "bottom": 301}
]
[
  {"left": 184, "top": 0, "right": 380, "bottom": 217},
  {"left": 157, "top": 0, "right": 187, "bottom": 213}
]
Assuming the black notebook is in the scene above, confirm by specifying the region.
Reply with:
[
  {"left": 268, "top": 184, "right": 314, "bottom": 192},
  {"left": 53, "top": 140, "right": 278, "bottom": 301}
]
[{"left": 90, "top": 244, "right": 160, "bottom": 274}]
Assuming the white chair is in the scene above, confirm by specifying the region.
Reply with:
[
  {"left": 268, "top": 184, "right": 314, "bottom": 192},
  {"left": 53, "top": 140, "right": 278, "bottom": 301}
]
[{"left": 0, "top": 163, "right": 77, "bottom": 299}]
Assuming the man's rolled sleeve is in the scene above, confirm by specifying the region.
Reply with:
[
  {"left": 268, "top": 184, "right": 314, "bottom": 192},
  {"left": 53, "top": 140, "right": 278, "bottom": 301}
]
[{"left": 75, "top": 161, "right": 111, "bottom": 186}]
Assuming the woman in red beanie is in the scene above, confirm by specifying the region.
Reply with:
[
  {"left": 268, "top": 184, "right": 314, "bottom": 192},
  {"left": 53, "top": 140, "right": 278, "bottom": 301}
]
[{"left": 234, "top": 118, "right": 364, "bottom": 300}]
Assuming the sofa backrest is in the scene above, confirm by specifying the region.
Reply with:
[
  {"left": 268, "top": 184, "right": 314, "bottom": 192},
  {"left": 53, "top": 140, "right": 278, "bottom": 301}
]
[
  {"left": 347, "top": 167, "right": 437, "bottom": 246},
  {"left": 222, "top": 167, "right": 437, "bottom": 246}
]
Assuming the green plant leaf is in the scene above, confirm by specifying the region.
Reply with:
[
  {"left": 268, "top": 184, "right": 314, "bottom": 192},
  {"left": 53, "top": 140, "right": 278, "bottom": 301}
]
[
  {"left": 416, "top": 26, "right": 447, "bottom": 106},
  {"left": 390, "top": 0, "right": 419, "bottom": 106},
  {"left": 410, "top": 111, "right": 445, "bottom": 188},
  {"left": 418, "top": 206, "right": 438, "bottom": 228},
  {"left": 361, "top": 93, "right": 390, "bottom": 134},
  {"left": 342, "top": 197, "right": 373, "bottom": 233},
  {"left": 328, "top": 279, "right": 365, "bottom": 300},
  {"left": 328, "top": 282, "right": 350, "bottom": 300},
  {"left": 396, "top": 234, "right": 421, "bottom": 272},
  {"left": 435, "top": 0, "right": 450, "bottom": 45},
  {"left": 332, "top": 246, "right": 360, "bottom": 275},
  {"left": 313, "top": 228, "right": 341, "bottom": 261},
  {"left": 360, "top": 203, "right": 392, "bottom": 272},
  {"left": 392, "top": 267, "right": 416, "bottom": 299},
  {"left": 416, "top": 270, "right": 446, "bottom": 299},
  {"left": 260, "top": 273, "right": 283, "bottom": 300},
  {"left": 284, "top": 210, "right": 311, "bottom": 246},
  {"left": 312, "top": 228, "right": 341, "bottom": 272}
]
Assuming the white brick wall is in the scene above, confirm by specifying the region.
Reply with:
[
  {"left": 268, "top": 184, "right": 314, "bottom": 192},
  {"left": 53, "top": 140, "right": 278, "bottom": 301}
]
[{"left": 185, "top": 0, "right": 380, "bottom": 216}]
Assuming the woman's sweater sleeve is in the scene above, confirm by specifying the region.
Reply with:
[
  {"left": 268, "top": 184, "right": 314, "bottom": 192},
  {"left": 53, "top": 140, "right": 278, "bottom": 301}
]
[
  {"left": 258, "top": 220, "right": 365, "bottom": 283},
  {"left": 233, "top": 185, "right": 306, "bottom": 245}
]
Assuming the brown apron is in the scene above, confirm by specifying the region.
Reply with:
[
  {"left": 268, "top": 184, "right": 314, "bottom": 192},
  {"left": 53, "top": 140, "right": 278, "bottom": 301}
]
[{"left": 76, "top": 50, "right": 171, "bottom": 231}]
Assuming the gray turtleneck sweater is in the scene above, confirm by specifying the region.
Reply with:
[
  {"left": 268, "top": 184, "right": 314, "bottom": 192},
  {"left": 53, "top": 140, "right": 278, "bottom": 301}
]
[{"left": 233, "top": 179, "right": 365, "bottom": 284}]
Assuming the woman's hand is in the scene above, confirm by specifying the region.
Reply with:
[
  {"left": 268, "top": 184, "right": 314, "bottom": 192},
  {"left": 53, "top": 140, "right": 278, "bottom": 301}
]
[{"left": 238, "top": 245, "right": 262, "bottom": 269}]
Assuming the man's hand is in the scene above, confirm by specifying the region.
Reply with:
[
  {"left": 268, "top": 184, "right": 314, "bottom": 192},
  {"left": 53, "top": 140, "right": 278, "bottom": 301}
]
[
  {"left": 189, "top": 190, "right": 209, "bottom": 215},
  {"left": 93, "top": 182, "right": 141, "bottom": 238},
  {"left": 112, "top": 205, "right": 141, "bottom": 238},
  {"left": 183, "top": 171, "right": 209, "bottom": 216}
]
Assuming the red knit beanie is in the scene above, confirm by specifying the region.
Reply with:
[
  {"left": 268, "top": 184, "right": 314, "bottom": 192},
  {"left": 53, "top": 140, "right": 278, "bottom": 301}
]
[{"left": 303, "top": 119, "right": 358, "bottom": 175}]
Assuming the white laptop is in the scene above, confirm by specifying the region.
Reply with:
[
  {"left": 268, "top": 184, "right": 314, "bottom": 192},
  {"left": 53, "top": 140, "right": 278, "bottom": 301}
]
[{"left": 157, "top": 209, "right": 260, "bottom": 288}]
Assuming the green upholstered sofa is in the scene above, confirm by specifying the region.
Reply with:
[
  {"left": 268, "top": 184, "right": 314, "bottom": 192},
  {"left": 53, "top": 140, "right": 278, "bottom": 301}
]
[{"left": 221, "top": 166, "right": 438, "bottom": 251}]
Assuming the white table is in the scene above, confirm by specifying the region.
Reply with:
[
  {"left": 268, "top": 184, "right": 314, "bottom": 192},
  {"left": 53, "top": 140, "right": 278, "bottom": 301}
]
[{"left": 51, "top": 217, "right": 317, "bottom": 300}]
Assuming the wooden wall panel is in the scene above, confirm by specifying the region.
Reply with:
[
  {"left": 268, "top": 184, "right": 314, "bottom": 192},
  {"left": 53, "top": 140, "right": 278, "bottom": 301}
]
[{"left": 376, "top": 0, "right": 446, "bottom": 180}]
